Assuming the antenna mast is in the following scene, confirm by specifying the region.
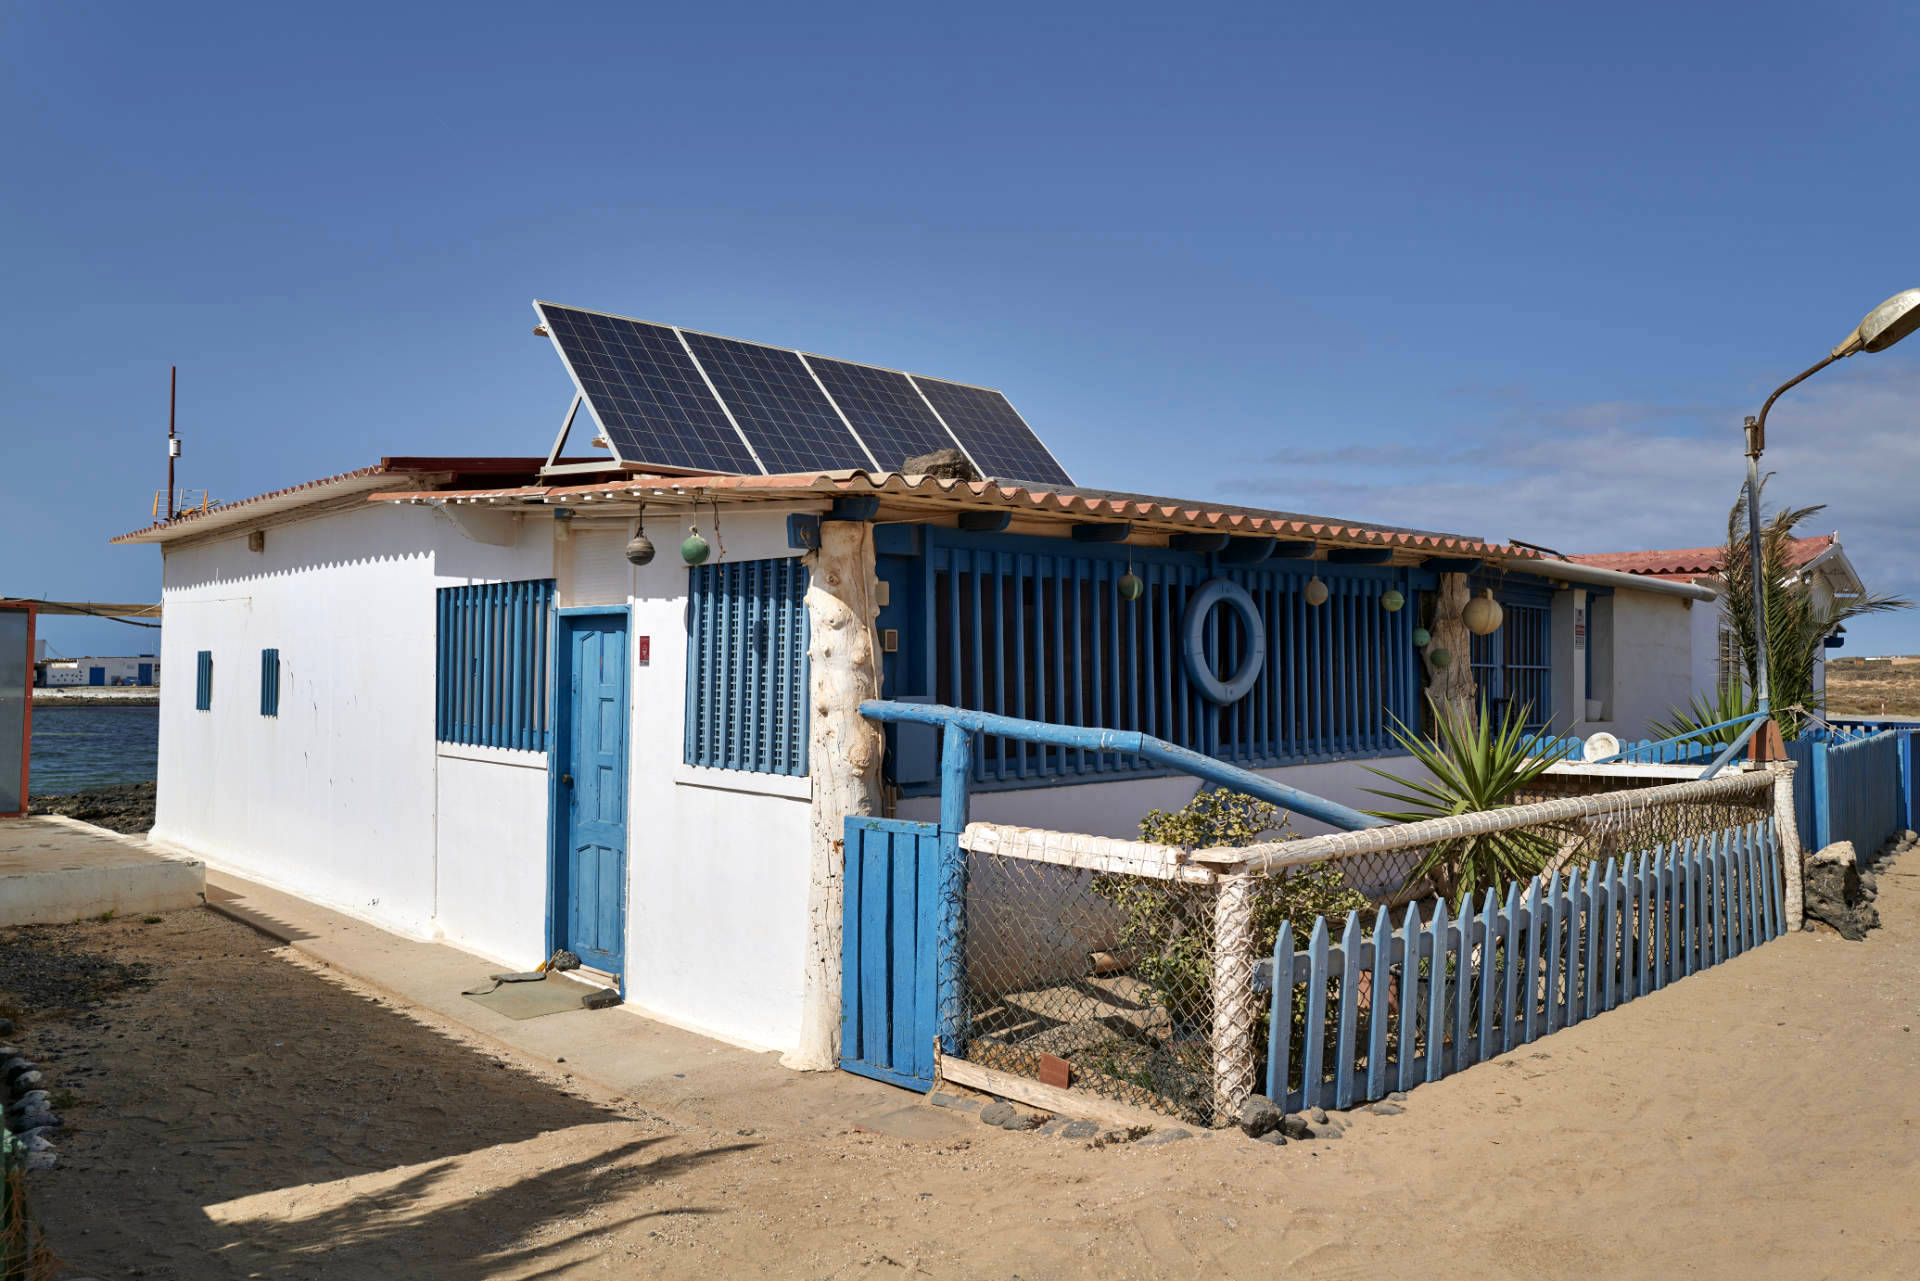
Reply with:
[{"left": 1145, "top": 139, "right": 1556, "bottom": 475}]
[{"left": 167, "top": 366, "right": 178, "bottom": 521}]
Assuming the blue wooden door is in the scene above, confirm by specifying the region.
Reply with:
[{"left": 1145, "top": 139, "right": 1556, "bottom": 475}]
[
  {"left": 137, "top": 663, "right": 153, "bottom": 685},
  {"left": 841, "top": 817, "right": 945, "bottom": 1091},
  {"left": 558, "top": 615, "right": 628, "bottom": 974},
  {"left": 88, "top": 666, "right": 105, "bottom": 686}
]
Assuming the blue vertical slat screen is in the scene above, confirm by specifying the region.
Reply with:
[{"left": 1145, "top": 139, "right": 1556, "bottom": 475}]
[
  {"left": 684, "top": 557, "right": 810, "bottom": 776},
  {"left": 194, "top": 650, "right": 213, "bottom": 711},
  {"left": 259, "top": 648, "right": 280, "bottom": 717},
  {"left": 923, "top": 534, "right": 1418, "bottom": 789},
  {"left": 1822, "top": 730, "right": 1903, "bottom": 856},
  {"left": 1264, "top": 819, "right": 1783, "bottom": 1112},
  {"left": 435, "top": 579, "right": 555, "bottom": 750},
  {"left": 1469, "top": 595, "right": 1552, "bottom": 729}
]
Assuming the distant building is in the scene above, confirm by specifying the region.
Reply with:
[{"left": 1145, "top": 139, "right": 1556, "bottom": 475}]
[
  {"left": 37, "top": 655, "right": 160, "bottom": 688},
  {"left": 1568, "top": 533, "right": 1860, "bottom": 704}
]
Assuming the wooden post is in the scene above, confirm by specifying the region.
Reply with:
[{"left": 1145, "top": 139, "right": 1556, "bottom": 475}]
[
  {"left": 1768, "top": 760, "right": 1805, "bottom": 930},
  {"left": 1422, "top": 572, "right": 1476, "bottom": 729},
  {"left": 1210, "top": 872, "right": 1257, "bottom": 1126},
  {"left": 784, "top": 521, "right": 885, "bottom": 1071}
]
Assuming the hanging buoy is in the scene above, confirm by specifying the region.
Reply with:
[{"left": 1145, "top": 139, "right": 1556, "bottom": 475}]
[
  {"left": 1412, "top": 626, "right": 1432, "bottom": 648},
  {"left": 1429, "top": 647, "right": 1453, "bottom": 668},
  {"left": 681, "top": 527, "right": 711, "bottom": 565},
  {"left": 1118, "top": 571, "right": 1144, "bottom": 601},
  {"left": 1380, "top": 588, "right": 1405, "bottom": 613},
  {"left": 1463, "top": 588, "right": 1504, "bottom": 636},
  {"left": 1181, "top": 578, "right": 1267, "bottom": 705},
  {"left": 1304, "top": 575, "right": 1329, "bottom": 607}
]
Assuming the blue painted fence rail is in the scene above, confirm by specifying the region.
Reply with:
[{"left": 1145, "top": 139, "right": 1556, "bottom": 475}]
[{"left": 1263, "top": 818, "right": 1783, "bottom": 1111}]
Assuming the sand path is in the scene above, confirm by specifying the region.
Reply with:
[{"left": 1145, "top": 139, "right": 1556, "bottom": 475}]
[{"left": 13, "top": 862, "right": 1920, "bottom": 1279}]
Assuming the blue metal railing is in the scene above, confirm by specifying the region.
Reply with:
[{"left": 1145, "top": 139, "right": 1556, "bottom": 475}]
[{"left": 860, "top": 700, "right": 1386, "bottom": 835}]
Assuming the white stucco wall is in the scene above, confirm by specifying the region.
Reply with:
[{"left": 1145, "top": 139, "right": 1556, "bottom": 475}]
[{"left": 1589, "top": 590, "right": 1698, "bottom": 740}]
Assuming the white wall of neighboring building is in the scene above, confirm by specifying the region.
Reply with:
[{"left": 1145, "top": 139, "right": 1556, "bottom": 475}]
[
  {"left": 1593, "top": 590, "right": 1698, "bottom": 740},
  {"left": 1689, "top": 594, "right": 1724, "bottom": 703}
]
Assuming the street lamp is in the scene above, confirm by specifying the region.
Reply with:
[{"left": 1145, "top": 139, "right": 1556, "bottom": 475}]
[{"left": 1743, "top": 288, "right": 1920, "bottom": 734}]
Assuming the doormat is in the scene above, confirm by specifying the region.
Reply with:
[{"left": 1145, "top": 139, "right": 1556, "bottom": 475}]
[{"left": 462, "top": 976, "right": 593, "bottom": 1021}]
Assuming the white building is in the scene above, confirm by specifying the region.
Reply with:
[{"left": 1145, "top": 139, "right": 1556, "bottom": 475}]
[
  {"left": 1568, "top": 533, "right": 1862, "bottom": 708},
  {"left": 113, "top": 454, "right": 1721, "bottom": 1058},
  {"left": 39, "top": 655, "right": 159, "bottom": 687}
]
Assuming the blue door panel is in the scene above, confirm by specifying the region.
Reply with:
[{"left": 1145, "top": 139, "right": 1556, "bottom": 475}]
[
  {"left": 557, "top": 616, "right": 628, "bottom": 975},
  {"left": 841, "top": 817, "right": 944, "bottom": 1091}
]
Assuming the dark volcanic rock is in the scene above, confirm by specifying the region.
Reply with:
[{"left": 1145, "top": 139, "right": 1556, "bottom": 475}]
[
  {"left": 1805, "top": 841, "right": 1880, "bottom": 941},
  {"left": 899, "top": 448, "right": 980, "bottom": 482},
  {"left": 1235, "top": 1094, "right": 1282, "bottom": 1138},
  {"left": 27, "top": 782, "right": 157, "bottom": 834}
]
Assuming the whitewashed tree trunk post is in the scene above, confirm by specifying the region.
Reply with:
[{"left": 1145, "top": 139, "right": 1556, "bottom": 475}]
[
  {"left": 785, "top": 521, "right": 885, "bottom": 1071},
  {"left": 1768, "top": 759, "right": 1805, "bottom": 930},
  {"left": 1210, "top": 871, "right": 1257, "bottom": 1125},
  {"left": 1422, "top": 571, "right": 1477, "bottom": 729}
]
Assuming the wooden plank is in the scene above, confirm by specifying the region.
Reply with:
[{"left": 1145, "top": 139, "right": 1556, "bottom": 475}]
[
  {"left": 1303, "top": 917, "right": 1329, "bottom": 1112},
  {"left": 1454, "top": 903, "right": 1476, "bottom": 1070},
  {"left": 1425, "top": 900, "right": 1450, "bottom": 1084},
  {"left": 1763, "top": 820, "right": 1782, "bottom": 941},
  {"left": 1546, "top": 871, "right": 1565, "bottom": 1034},
  {"left": 889, "top": 830, "right": 918, "bottom": 1073},
  {"left": 1335, "top": 911, "right": 1361, "bottom": 1110},
  {"left": 1638, "top": 851, "right": 1653, "bottom": 998},
  {"left": 1368, "top": 907, "right": 1391, "bottom": 1102},
  {"left": 859, "top": 834, "right": 891, "bottom": 1073},
  {"left": 1267, "top": 920, "right": 1294, "bottom": 1104},
  {"left": 912, "top": 829, "right": 941, "bottom": 1083},
  {"left": 1654, "top": 843, "right": 1669, "bottom": 991},
  {"left": 839, "top": 823, "right": 865, "bottom": 1068},
  {"left": 1502, "top": 882, "right": 1521, "bottom": 1054},
  {"left": 937, "top": 1055, "right": 1184, "bottom": 1131},
  {"left": 1581, "top": 863, "right": 1601, "bottom": 1022},
  {"left": 1477, "top": 889, "right": 1498, "bottom": 1060},
  {"left": 1398, "top": 904, "right": 1422, "bottom": 1093},
  {"left": 1601, "top": 858, "right": 1619, "bottom": 1012},
  {"left": 1524, "top": 879, "right": 1544, "bottom": 1044}
]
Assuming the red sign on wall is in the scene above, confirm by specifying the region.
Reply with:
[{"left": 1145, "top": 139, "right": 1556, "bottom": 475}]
[{"left": 636, "top": 635, "right": 650, "bottom": 664}]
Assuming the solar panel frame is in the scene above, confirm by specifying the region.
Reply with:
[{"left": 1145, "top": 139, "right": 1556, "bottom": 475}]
[
  {"left": 679, "top": 330, "right": 878, "bottom": 475},
  {"left": 533, "top": 302, "right": 763, "bottom": 475},
  {"left": 802, "top": 354, "right": 976, "bottom": 475},
  {"left": 908, "top": 376, "right": 1073, "bottom": 487},
  {"left": 534, "top": 299, "right": 1074, "bottom": 486}
]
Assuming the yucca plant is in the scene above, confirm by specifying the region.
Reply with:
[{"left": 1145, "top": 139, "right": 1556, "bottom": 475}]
[
  {"left": 1363, "top": 696, "right": 1567, "bottom": 906},
  {"left": 1722, "top": 476, "right": 1910, "bottom": 738},
  {"left": 1648, "top": 682, "right": 1758, "bottom": 749}
]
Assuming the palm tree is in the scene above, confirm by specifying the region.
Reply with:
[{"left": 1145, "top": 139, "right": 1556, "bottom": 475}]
[{"left": 1721, "top": 476, "right": 1909, "bottom": 738}]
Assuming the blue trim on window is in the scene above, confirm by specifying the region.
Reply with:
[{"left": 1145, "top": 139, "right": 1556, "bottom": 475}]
[
  {"left": 890, "top": 529, "right": 1421, "bottom": 794},
  {"left": 684, "top": 558, "right": 810, "bottom": 776},
  {"left": 194, "top": 651, "right": 213, "bottom": 711},
  {"left": 435, "top": 579, "right": 555, "bottom": 750},
  {"left": 259, "top": 648, "right": 280, "bottom": 717}
]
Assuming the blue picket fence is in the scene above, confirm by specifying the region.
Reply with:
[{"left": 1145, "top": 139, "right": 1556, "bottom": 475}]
[
  {"left": 1262, "top": 818, "right": 1783, "bottom": 1111},
  {"left": 1817, "top": 731, "right": 1904, "bottom": 855},
  {"left": 1526, "top": 733, "right": 1717, "bottom": 766}
]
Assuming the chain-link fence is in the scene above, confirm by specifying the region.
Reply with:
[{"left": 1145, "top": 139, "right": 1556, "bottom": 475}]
[{"left": 954, "top": 766, "right": 1790, "bottom": 1127}]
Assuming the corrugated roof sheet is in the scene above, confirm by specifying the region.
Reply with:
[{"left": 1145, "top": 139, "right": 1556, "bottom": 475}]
[{"left": 1568, "top": 535, "right": 1833, "bottom": 579}]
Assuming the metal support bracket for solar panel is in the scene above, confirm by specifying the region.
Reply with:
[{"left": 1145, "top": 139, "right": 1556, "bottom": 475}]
[{"left": 541, "top": 392, "right": 588, "bottom": 475}]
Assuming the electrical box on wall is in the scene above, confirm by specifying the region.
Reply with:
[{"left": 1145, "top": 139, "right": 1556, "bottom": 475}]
[{"left": 636, "top": 635, "right": 650, "bottom": 664}]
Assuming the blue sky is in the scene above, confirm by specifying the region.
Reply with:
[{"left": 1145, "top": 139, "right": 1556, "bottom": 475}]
[{"left": 6, "top": 0, "right": 1918, "bottom": 660}]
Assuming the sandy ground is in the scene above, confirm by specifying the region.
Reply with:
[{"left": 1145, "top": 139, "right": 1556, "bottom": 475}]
[
  {"left": 1826, "top": 662, "right": 1920, "bottom": 719},
  {"left": 9, "top": 873, "right": 1920, "bottom": 1280}
]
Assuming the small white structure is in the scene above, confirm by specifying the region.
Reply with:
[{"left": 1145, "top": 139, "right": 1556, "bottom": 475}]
[
  {"left": 39, "top": 655, "right": 159, "bottom": 687},
  {"left": 113, "top": 454, "right": 1723, "bottom": 1057}
]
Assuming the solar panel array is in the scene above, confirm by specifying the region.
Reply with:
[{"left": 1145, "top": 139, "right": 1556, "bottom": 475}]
[{"left": 535, "top": 301, "right": 1072, "bottom": 486}]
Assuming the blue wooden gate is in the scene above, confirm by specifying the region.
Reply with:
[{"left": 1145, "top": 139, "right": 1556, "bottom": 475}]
[{"left": 840, "top": 816, "right": 945, "bottom": 1091}]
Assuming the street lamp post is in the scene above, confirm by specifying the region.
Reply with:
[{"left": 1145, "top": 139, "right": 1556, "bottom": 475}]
[{"left": 1743, "top": 288, "right": 1920, "bottom": 743}]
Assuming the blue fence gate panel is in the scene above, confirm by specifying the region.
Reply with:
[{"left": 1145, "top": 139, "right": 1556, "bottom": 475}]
[
  {"left": 1824, "top": 731, "right": 1903, "bottom": 856},
  {"left": 841, "top": 817, "right": 945, "bottom": 1091}
]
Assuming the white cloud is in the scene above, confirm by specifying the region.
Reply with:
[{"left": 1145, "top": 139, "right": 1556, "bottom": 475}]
[{"left": 1221, "top": 362, "right": 1920, "bottom": 651}]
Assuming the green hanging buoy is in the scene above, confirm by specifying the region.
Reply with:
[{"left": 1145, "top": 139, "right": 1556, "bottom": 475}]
[
  {"left": 681, "top": 527, "right": 711, "bottom": 565},
  {"left": 1118, "top": 571, "right": 1144, "bottom": 601},
  {"left": 1429, "top": 647, "right": 1453, "bottom": 669},
  {"left": 1412, "top": 626, "right": 1432, "bottom": 648},
  {"left": 1381, "top": 588, "right": 1406, "bottom": 613}
]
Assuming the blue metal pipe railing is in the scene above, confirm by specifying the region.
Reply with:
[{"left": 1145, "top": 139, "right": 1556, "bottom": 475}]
[
  {"left": 859, "top": 700, "right": 1386, "bottom": 833},
  {"left": 1592, "top": 710, "right": 1767, "bottom": 765}
]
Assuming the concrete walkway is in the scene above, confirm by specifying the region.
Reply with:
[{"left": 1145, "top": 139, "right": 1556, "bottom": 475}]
[
  {"left": 202, "top": 870, "right": 963, "bottom": 1143},
  {"left": 0, "top": 816, "right": 203, "bottom": 926}
]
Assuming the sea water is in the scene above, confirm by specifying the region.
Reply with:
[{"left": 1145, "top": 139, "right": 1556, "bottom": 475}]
[{"left": 29, "top": 705, "right": 159, "bottom": 793}]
